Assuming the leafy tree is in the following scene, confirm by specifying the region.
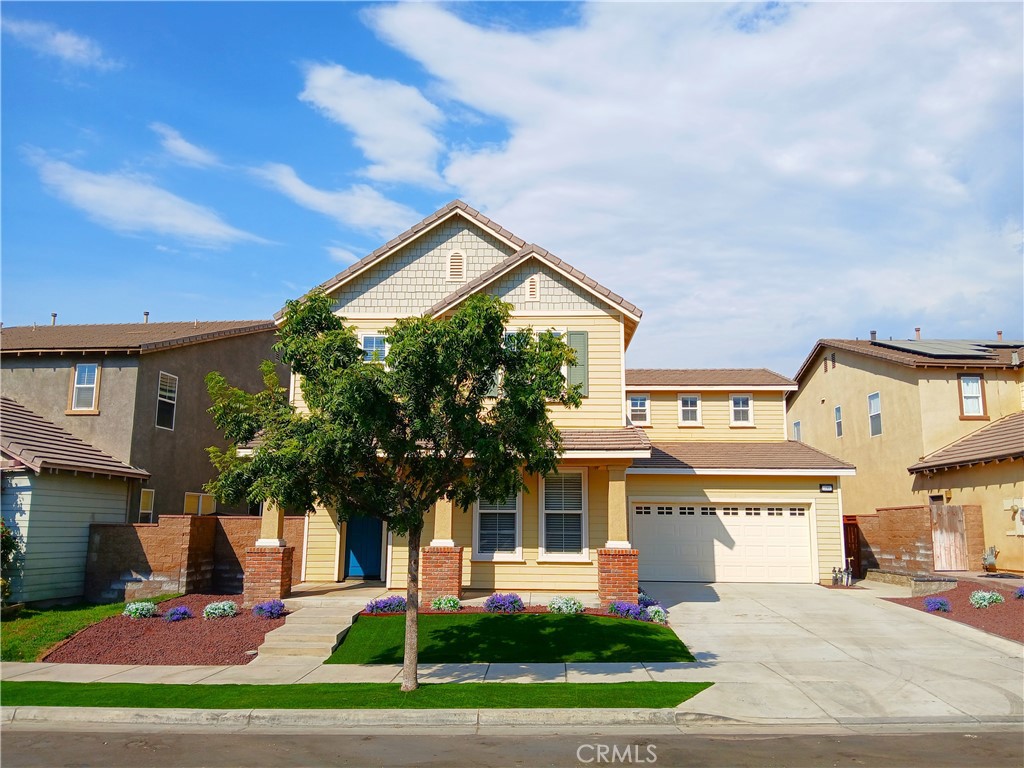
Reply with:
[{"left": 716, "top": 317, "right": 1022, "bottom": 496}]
[{"left": 206, "top": 290, "right": 580, "bottom": 690}]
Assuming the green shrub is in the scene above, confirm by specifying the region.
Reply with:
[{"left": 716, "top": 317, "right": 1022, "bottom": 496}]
[
  {"left": 430, "top": 595, "right": 461, "bottom": 612},
  {"left": 203, "top": 600, "right": 238, "bottom": 619},
  {"left": 122, "top": 602, "right": 158, "bottom": 619},
  {"left": 969, "top": 590, "right": 1005, "bottom": 609},
  {"left": 548, "top": 596, "right": 584, "bottom": 615}
]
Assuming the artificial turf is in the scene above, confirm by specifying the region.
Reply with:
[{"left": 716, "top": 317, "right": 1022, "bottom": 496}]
[
  {"left": 0, "top": 681, "right": 711, "bottom": 709},
  {"left": 326, "top": 613, "right": 694, "bottom": 665}
]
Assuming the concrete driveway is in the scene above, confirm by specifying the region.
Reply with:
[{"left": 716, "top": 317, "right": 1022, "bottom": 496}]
[{"left": 643, "top": 581, "right": 1023, "bottom": 726}]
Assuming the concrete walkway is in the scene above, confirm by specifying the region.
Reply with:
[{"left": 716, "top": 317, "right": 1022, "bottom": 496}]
[{"left": 2, "top": 580, "right": 1021, "bottom": 728}]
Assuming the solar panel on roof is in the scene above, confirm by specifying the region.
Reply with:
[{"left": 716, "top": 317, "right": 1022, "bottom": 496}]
[{"left": 872, "top": 340, "right": 999, "bottom": 359}]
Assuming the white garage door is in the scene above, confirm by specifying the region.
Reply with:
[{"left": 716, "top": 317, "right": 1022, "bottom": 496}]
[{"left": 632, "top": 503, "right": 813, "bottom": 583}]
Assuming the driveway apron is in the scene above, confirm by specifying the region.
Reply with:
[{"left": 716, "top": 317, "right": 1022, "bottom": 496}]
[{"left": 645, "top": 581, "right": 1023, "bottom": 725}]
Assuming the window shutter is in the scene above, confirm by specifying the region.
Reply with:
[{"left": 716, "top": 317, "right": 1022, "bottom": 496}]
[{"left": 566, "top": 331, "right": 589, "bottom": 396}]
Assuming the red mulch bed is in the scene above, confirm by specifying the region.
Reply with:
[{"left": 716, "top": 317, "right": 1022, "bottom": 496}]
[
  {"left": 42, "top": 595, "right": 285, "bottom": 666},
  {"left": 362, "top": 607, "right": 627, "bottom": 617},
  {"left": 886, "top": 582, "right": 1023, "bottom": 644}
]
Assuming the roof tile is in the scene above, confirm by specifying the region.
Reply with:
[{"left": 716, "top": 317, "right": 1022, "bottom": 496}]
[
  {"left": 1, "top": 321, "right": 274, "bottom": 354},
  {"left": 626, "top": 369, "right": 795, "bottom": 388},
  {"left": 632, "top": 441, "right": 854, "bottom": 471},
  {"left": 909, "top": 412, "right": 1024, "bottom": 473}
]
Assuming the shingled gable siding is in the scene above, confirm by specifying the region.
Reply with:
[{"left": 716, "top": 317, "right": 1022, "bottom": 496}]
[
  {"left": 641, "top": 391, "right": 787, "bottom": 441},
  {"left": 329, "top": 221, "right": 517, "bottom": 315},
  {"left": 491, "top": 262, "right": 608, "bottom": 313}
]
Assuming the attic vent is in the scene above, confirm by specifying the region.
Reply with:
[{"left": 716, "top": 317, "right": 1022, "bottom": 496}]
[
  {"left": 447, "top": 251, "right": 465, "bottom": 282},
  {"left": 526, "top": 274, "right": 540, "bottom": 301},
  {"left": 830, "top": 352, "right": 836, "bottom": 370}
]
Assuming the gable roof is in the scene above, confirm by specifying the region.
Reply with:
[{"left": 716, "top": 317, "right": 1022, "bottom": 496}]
[
  {"left": 792, "top": 338, "right": 1023, "bottom": 385},
  {"left": 626, "top": 368, "right": 794, "bottom": 390},
  {"left": 427, "top": 244, "right": 643, "bottom": 321},
  {"left": 279, "top": 200, "right": 526, "bottom": 319},
  {"left": 629, "top": 441, "right": 855, "bottom": 475},
  {"left": 0, "top": 396, "right": 149, "bottom": 479},
  {"left": 1, "top": 320, "right": 275, "bottom": 356},
  {"left": 908, "top": 412, "right": 1024, "bottom": 474}
]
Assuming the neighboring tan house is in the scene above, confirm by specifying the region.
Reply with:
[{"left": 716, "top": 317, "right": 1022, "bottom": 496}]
[
  {"left": 787, "top": 336, "right": 1024, "bottom": 575},
  {"left": 249, "top": 200, "right": 854, "bottom": 606},
  {"left": 1, "top": 396, "right": 149, "bottom": 602},
  {"left": 1, "top": 320, "right": 281, "bottom": 522}
]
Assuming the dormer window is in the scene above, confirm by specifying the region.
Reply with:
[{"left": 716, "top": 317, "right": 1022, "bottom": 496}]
[{"left": 447, "top": 250, "right": 465, "bottom": 282}]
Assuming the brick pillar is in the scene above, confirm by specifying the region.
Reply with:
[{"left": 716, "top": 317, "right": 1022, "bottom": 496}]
[
  {"left": 598, "top": 548, "right": 639, "bottom": 607},
  {"left": 242, "top": 546, "right": 294, "bottom": 607},
  {"left": 420, "top": 546, "right": 463, "bottom": 607}
]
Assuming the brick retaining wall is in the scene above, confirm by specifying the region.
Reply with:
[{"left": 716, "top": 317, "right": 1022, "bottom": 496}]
[
  {"left": 420, "top": 546, "right": 463, "bottom": 606},
  {"left": 597, "top": 548, "right": 639, "bottom": 607},
  {"left": 858, "top": 505, "right": 983, "bottom": 575}
]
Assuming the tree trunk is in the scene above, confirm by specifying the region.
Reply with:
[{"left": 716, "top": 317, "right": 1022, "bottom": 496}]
[{"left": 401, "top": 525, "right": 421, "bottom": 692}]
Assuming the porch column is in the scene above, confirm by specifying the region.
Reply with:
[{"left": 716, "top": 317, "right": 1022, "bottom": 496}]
[
  {"left": 244, "top": 500, "right": 294, "bottom": 607},
  {"left": 256, "top": 500, "right": 286, "bottom": 547},
  {"left": 430, "top": 497, "right": 456, "bottom": 547},
  {"left": 605, "top": 467, "right": 631, "bottom": 548}
]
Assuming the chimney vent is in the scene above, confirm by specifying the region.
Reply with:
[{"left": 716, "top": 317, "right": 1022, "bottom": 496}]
[
  {"left": 997, "top": 330, "right": 1003, "bottom": 341},
  {"left": 143, "top": 311, "right": 150, "bottom": 324},
  {"left": 869, "top": 330, "right": 877, "bottom": 341},
  {"left": 51, "top": 313, "right": 57, "bottom": 326},
  {"left": 915, "top": 327, "right": 921, "bottom": 340}
]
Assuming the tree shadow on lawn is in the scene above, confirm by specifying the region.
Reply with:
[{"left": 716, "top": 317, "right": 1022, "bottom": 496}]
[{"left": 339, "top": 613, "right": 694, "bottom": 664}]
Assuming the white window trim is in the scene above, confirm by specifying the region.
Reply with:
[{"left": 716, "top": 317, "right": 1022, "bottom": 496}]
[
  {"left": 70, "top": 362, "right": 100, "bottom": 412},
  {"left": 868, "top": 391, "right": 882, "bottom": 437},
  {"left": 473, "top": 491, "right": 523, "bottom": 562},
  {"left": 730, "top": 393, "right": 754, "bottom": 426},
  {"left": 538, "top": 467, "right": 589, "bottom": 562},
  {"left": 360, "top": 333, "right": 388, "bottom": 364},
  {"left": 628, "top": 393, "right": 650, "bottom": 426},
  {"left": 677, "top": 393, "right": 702, "bottom": 426},
  {"left": 139, "top": 488, "right": 155, "bottom": 523},
  {"left": 156, "top": 371, "right": 178, "bottom": 431},
  {"left": 792, "top": 420, "right": 802, "bottom": 441},
  {"left": 959, "top": 375, "right": 984, "bottom": 417},
  {"left": 834, "top": 405, "right": 843, "bottom": 438}
]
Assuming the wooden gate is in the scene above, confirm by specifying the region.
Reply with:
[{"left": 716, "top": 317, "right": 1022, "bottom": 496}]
[
  {"left": 843, "top": 517, "right": 862, "bottom": 578},
  {"left": 931, "top": 504, "right": 968, "bottom": 571}
]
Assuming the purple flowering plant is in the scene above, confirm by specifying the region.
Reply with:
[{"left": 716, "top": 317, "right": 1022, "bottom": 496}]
[
  {"left": 252, "top": 599, "right": 287, "bottom": 619},
  {"left": 923, "top": 596, "right": 951, "bottom": 613},
  {"left": 637, "top": 591, "right": 660, "bottom": 609},
  {"left": 608, "top": 601, "right": 651, "bottom": 621},
  {"left": 365, "top": 595, "right": 407, "bottom": 614},
  {"left": 483, "top": 593, "right": 525, "bottom": 613},
  {"left": 1016, "top": 586, "right": 1024, "bottom": 600},
  {"left": 163, "top": 606, "right": 194, "bottom": 622}
]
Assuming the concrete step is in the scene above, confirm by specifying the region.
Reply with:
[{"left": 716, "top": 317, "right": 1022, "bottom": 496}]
[
  {"left": 256, "top": 644, "right": 338, "bottom": 658},
  {"left": 260, "top": 632, "right": 343, "bottom": 647}
]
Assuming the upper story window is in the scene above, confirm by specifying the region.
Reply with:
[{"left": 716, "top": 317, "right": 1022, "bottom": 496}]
[
  {"left": 834, "top": 405, "right": 843, "bottom": 438},
  {"left": 792, "top": 420, "right": 802, "bottom": 441},
  {"left": 868, "top": 392, "right": 882, "bottom": 436},
  {"left": 958, "top": 375, "right": 986, "bottom": 418},
  {"left": 156, "top": 372, "right": 178, "bottom": 430},
  {"left": 678, "top": 394, "right": 702, "bottom": 426},
  {"left": 139, "top": 489, "right": 155, "bottom": 523},
  {"left": 447, "top": 250, "right": 465, "bottom": 282},
  {"left": 730, "top": 394, "right": 754, "bottom": 426},
  {"left": 475, "top": 490, "right": 522, "bottom": 561},
  {"left": 361, "top": 334, "right": 387, "bottom": 363},
  {"left": 183, "top": 492, "right": 217, "bottom": 515},
  {"left": 69, "top": 362, "right": 100, "bottom": 412},
  {"left": 539, "top": 468, "right": 588, "bottom": 561},
  {"left": 628, "top": 394, "right": 650, "bottom": 425}
]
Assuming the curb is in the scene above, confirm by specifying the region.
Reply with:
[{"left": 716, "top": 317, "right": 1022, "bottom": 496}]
[{"left": 1, "top": 706, "right": 731, "bottom": 728}]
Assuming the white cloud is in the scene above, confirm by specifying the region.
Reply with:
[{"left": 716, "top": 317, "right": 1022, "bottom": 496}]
[
  {"left": 326, "top": 245, "right": 357, "bottom": 264},
  {"left": 368, "top": 2, "right": 1023, "bottom": 371},
  {"left": 1, "top": 18, "right": 121, "bottom": 70},
  {"left": 251, "top": 162, "right": 420, "bottom": 239},
  {"left": 28, "top": 150, "right": 266, "bottom": 248},
  {"left": 150, "top": 123, "right": 220, "bottom": 168},
  {"left": 300, "top": 62, "right": 446, "bottom": 189}
]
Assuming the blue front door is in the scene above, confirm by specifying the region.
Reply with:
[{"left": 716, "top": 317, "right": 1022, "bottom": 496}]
[{"left": 345, "top": 516, "right": 383, "bottom": 579}]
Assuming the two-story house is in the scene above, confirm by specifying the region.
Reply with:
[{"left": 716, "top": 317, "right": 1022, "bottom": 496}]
[
  {"left": 248, "top": 201, "right": 853, "bottom": 605},
  {"left": 1, "top": 320, "right": 282, "bottom": 523},
  {"left": 787, "top": 335, "right": 1024, "bottom": 575}
]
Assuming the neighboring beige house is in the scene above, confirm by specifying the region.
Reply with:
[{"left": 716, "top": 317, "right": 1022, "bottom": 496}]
[
  {"left": 253, "top": 201, "right": 853, "bottom": 604},
  {"left": 787, "top": 336, "right": 1024, "bottom": 574}
]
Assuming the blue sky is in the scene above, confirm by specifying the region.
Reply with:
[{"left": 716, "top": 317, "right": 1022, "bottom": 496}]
[{"left": 2, "top": 2, "right": 1021, "bottom": 375}]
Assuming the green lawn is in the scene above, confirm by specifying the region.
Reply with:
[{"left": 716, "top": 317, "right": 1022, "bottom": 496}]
[
  {"left": 0, "top": 681, "right": 710, "bottom": 709},
  {"left": 0, "top": 595, "right": 180, "bottom": 662},
  {"left": 327, "top": 613, "right": 694, "bottom": 665}
]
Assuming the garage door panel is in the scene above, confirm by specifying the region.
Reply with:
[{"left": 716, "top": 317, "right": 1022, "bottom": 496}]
[{"left": 633, "top": 502, "right": 813, "bottom": 583}]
